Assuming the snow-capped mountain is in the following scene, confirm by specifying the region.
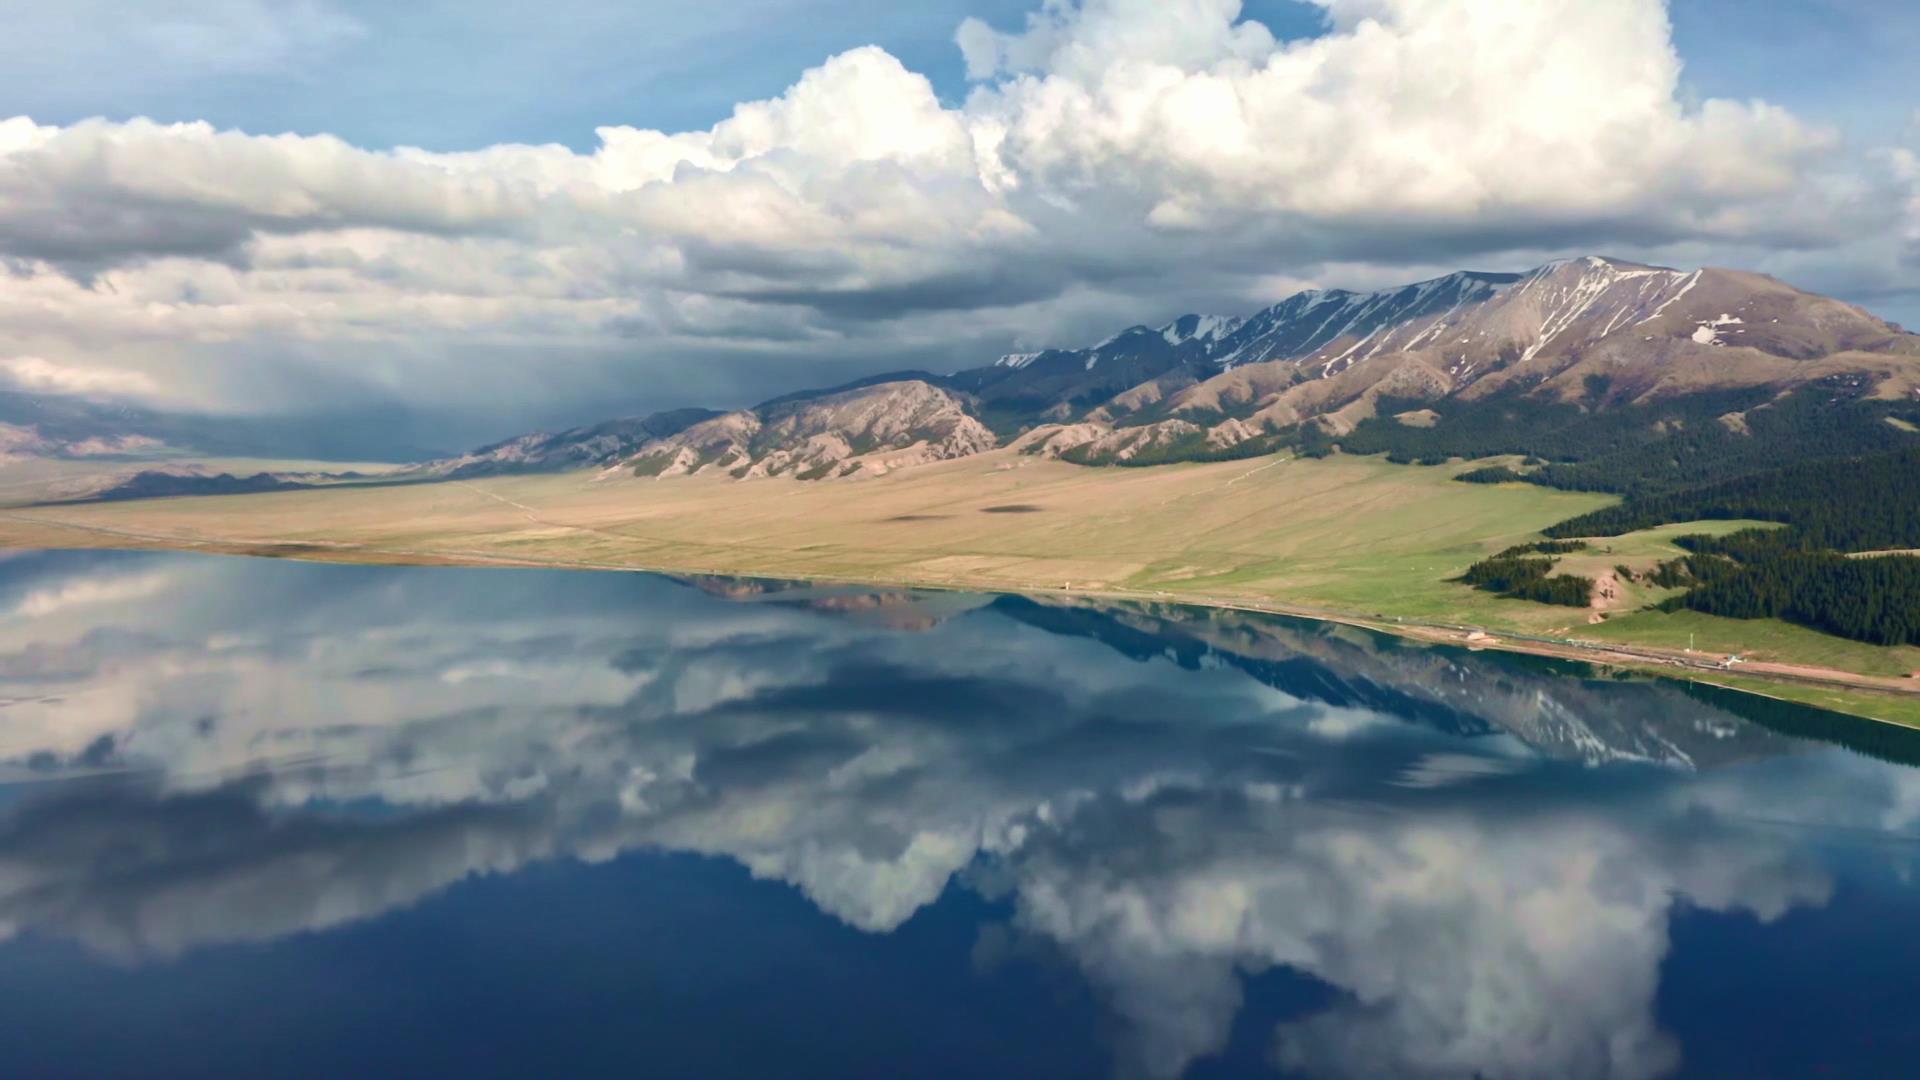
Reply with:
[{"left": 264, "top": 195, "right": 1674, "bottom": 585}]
[
  {"left": 1207, "top": 270, "right": 1520, "bottom": 369},
  {"left": 400, "top": 256, "right": 1920, "bottom": 481},
  {"left": 952, "top": 322, "right": 1214, "bottom": 418},
  {"left": 1022, "top": 256, "right": 1920, "bottom": 461},
  {"left": 1158, "top": 313, "right": 1247, "bottom": 350},
  {"left": 994, "top": 313, "right": 1244, "bottom": 373}
]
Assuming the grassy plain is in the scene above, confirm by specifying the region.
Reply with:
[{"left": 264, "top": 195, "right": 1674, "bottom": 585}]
[
  {"left": 2, "top": 449, "right": 1917, "bottom": 721},
  {"left": 0, "top": 451, "right": 1609, "bottom": 610}
]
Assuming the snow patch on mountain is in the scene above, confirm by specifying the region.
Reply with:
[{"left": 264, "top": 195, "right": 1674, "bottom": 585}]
[
  {"left": 1691, "top": 313, "right": 1745, "bottom": 346},
  {"left": 1512, "top": 257, "right": 1695, "bottom": 364},
  {"left": 1160, "top": 314, "right": 1245, "bottom": 348},
  {"left": 1209, "top": 270, "right": 1521, "bottom": 369}
]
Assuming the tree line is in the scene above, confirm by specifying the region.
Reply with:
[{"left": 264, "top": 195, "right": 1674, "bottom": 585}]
[
  {"left": 1459, "top": 553, "right": 1595, "bottom": 608},
  {"left": 1651, "top": 550, "right": 1920, "bottom": 646},
  {"left": 1539, "top": 444, "right": 1920, "bottom": 645},
  {"left": 1344, "top": 382, "right": 1920, "bottom": 648}
]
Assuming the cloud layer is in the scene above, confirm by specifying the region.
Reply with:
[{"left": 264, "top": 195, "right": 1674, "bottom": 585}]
[{"left": 0, "top": 0, "right": 1914, "bottom": 434}]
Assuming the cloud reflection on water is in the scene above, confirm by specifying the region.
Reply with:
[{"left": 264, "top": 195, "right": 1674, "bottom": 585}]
[{"left": 0, "top": 551, "right": 1914, "bottom": 1078}]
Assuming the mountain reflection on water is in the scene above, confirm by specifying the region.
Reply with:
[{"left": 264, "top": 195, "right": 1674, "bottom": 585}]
[{"left": 0, "top": 550, "right": 1917, "bottom": 1079}]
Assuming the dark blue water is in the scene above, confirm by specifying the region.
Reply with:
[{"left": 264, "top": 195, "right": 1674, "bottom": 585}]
[{"left": 0, "top": 550, "right": 1917, "bottom": 1078}]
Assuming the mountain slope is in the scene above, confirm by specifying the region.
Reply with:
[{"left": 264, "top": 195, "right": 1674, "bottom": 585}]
[
  {"left": 1028, "top": 257, "right": 1920, "bottom": 461},
  {"left": 623, "top": 380, "right": 997, "bottom": 480},
  {"left": 1208, "top": 269, "right": 1520, "bottom": 370},
  {"left": 410, "top": 407, "right": 721, "bottom": 479},
  {"left": 400, "top": 255, "right": 1920, "bottom": 480},
  {"left": 950, "top": 313, "right": 1245, "bottom": 423}
]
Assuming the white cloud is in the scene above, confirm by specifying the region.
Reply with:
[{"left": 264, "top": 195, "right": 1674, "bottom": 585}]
[
  {"left": 0, "top": 355, "right": 158, "bottom": 398},
  {"left": 960, "top": 0, "right": 1826, "bottom": 231},
  {"left": 9, "top": 568, "right": 176, "bottom": 618},
  {"left": 0, "top": 0, "right": 1905, "bottom": 425}
]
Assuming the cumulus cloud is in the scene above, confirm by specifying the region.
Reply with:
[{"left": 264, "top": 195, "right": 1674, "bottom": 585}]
[
  {"left": 0, "top": 116, "right": 545, "bottom": 265},
  {"left": 960, "top": 0, "right": 1827, "bottom": 233},
  {"left": 0, "top": 355, "right": 158, "bottom": 398},
  {"left": 0, "top": 0, "right": 1907, "bottom": 431},
  {"left": 0, "top": 781, "right": 552, "bottom": 961}
]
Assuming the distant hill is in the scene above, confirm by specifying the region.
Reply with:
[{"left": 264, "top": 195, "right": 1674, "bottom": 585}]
[
  {"left": 46, "top": 465, "right": 316, "bottom": 503},
  {"left": 409, "top": 407, "right": 723, "bottom": 480},
  {"left": 0, "top": 391, "right": 453, "bottom": 464},
  {"left": 625, "top": 380, "right": 997, "bottom": 480}
]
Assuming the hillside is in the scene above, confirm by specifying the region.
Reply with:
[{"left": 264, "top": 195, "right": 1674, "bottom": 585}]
[
  {"left": 1029, "top": 257, "right": 1920, "bottom": 462},
  {"left": 390, "top": 255, "right": 1920, "bottom": 482},
  {"left": 413, "top": 407, "right": 721, "bottom": 479},
  {"left": 624, "top": 380, "right": 998, "bottom": 480}
]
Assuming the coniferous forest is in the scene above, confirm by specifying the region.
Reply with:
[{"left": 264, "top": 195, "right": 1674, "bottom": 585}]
[
  {"left": 1457, "top": 540, "right": 1596, "bottom": 607},
  {"left": 1534, "top": 446, "right": 1920, "bottom": 644},
  {"left": 1543, "top": 445, "right": 1920, "bottom": 551},
  {"left": 1667, "top": 551, "right": 1920, "bottom": 646},
  {"left": 1361, "top": 383, "right": 1920, "bottom": 647},
  {"left": 1458, "top": 554, "right": 1595, "bottom": 607}
]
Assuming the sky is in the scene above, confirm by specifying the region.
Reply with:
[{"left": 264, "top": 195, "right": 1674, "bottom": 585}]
[{"left": 0, "top": 0, "right": 1917, "bottom": 449}]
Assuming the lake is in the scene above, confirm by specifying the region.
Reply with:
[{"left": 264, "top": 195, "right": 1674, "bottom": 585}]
[{"left": 0, "top": 550, "right": 1917, "bottom": 1078}]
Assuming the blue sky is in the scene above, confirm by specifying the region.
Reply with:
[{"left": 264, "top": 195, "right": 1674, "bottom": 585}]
[
  {"left": 0, "top": 0, "right": 1915, "bottom": 438},
  {"left": 3, "top": 1, "right": 1331, "bottom": 147},
  {"left": 8, "top": 1, "right": 1910, "bottom": 149},
  {"left": 1670, "top": 0, "right": 1919, "bottom": 138}
]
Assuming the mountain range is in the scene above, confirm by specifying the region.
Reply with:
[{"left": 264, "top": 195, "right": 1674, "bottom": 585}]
[
  {"left": 405, "top": 256, "right": 1920, "bottom": 483},
  {"left": 15, "top": 255, "right": 1917, "bottom": 501}
]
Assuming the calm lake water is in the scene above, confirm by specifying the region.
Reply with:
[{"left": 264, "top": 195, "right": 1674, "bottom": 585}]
[{"left": 1, "top": 550, "right": 1918, "bottom": 1078}]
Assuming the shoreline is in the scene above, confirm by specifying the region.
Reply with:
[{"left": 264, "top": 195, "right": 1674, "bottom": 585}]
[{"left": 6, "top": 505, "right": 1918, "bottom": 731}]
